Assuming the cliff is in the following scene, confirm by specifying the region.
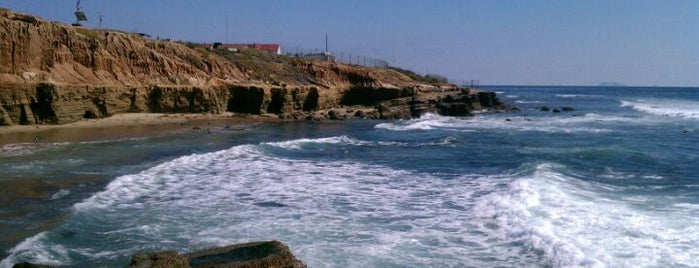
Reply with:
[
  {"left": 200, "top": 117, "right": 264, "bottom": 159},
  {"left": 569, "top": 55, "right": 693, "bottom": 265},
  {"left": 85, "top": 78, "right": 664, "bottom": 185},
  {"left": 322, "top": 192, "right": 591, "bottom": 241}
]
[{"left": 0, "top": 8, "right": 506, "bottom": 126}]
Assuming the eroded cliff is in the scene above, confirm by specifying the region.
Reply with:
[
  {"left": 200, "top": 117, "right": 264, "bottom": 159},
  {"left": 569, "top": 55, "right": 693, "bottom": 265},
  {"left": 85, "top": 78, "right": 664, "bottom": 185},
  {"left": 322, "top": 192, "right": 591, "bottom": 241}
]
[{"left": 0, "top": 8, "right": 505, "bottom": 126}]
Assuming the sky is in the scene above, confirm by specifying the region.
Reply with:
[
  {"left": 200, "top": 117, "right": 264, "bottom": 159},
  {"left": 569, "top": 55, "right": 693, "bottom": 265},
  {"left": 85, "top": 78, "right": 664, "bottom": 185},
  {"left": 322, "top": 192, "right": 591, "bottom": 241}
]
[{"left": 3, "top": 0, "right": 698, "bottom": 86}]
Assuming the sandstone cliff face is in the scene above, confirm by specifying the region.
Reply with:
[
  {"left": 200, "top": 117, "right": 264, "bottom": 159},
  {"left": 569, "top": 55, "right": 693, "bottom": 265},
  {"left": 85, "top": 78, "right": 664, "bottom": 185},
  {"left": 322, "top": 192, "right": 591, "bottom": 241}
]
[
  {"left": 0, "top": 9, "right": 245, "bottom": 87},
  {"left": 0, "top": 9, "right": 505, "bottom": 126}
]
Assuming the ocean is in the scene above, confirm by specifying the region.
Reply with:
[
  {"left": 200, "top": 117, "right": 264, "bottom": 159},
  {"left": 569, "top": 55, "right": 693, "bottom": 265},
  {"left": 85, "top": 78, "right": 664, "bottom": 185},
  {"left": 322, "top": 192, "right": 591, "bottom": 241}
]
[{"left": 1, "top": 86, "right": 698, "bottom": 267}]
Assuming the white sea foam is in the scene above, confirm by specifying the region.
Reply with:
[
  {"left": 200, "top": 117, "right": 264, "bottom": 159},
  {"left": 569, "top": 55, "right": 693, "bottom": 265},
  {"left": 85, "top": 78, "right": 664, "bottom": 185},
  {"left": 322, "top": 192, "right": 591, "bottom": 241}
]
[
  {"left": 374, "top": 113, "right": 466, "bottom": 131},
  {"left": 472, "top": 163, "right": 699, "bottom": 267},
  {"left": 1, "top": 140, "right": 519, "bottom": 267},
  {"left": 621, "top": 99, "right": 699, "bottom": 119},
  {"left": 6, "top": 141, "right": 699, "bottom": 267},
  {"left": 374, "top": 113, "right": 463, "bottom": 131},
  {"left": 263, "top": 135, "right": 368, "bottom": 150},
  {"left": 555, "top": 94, "right": 602, "bottom": 99},
  {"left": 375, "top": 113, "right": 623, "bottom": 133},
  {"left": 263, "top": 135, "right": 455, "bottom": 151},
  {"left": 0, "top": 233, "right": 71, "bottom": 268},
  {"left": 49, "top": 189, "right": 70, "bottom": 200},
  {"left": 0, "top": 142, "right": 70, "bottom": 157},
  {"left": 555, "top": 94, "right": 580, "bottom": 98},
  {"left": 641, "top": 175, "right": 664, "bottom": 180},
  {"left": 673, "top": 203, "right": 699, "bottom": 210},
  {"left": 0, "top": 138, "right": 148, "bottom": 158},
  {"left": 514, "top": 100, "right": 545, "bottom": 104}
]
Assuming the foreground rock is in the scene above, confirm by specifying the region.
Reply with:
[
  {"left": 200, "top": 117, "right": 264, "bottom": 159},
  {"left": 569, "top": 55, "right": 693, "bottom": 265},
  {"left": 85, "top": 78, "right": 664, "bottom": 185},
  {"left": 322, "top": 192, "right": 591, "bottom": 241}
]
[
  {"left": 128, "top": 241, "right": 306, "bottom": 268},
  {"left": 13, "top": 241, "right": 306, "bottom": 268}
]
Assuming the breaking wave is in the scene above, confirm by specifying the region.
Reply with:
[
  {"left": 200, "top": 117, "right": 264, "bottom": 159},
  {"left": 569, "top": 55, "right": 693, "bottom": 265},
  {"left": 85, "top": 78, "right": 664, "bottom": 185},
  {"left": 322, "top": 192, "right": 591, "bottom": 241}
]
[
  {"left": 374, "top": 113, "right": 630, "bottom": 133},
  {"left": 472, "top": 163, "right": 699, "bottom": 267},
  {"left": 621, "top": 99, "right": 699, "bottom": 119},
  {"left": 263, "top": 135, "right": 369, "bottom": 150},
  {"left": 3, "top": 138, "right": 699, "bottom": 267},
  {"left": 0, "top": 137, "right": 502, "bottom": 267}
]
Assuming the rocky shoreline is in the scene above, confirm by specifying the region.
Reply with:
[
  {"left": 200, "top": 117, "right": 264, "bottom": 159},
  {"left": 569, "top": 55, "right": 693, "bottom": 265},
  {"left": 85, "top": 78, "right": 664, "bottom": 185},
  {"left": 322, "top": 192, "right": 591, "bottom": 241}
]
[{"left": 0, "top": 81, "right": 507, "bottom": 127}]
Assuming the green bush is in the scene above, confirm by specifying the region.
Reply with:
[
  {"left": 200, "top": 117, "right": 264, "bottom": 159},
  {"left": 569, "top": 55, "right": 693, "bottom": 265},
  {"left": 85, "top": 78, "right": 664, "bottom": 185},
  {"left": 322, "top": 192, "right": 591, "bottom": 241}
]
[
  {"left": 12, "top": 14, "right": 39, "bottom": 24},
  {"left": 388, "top": 67, "right": 449, "bottom": 84}
]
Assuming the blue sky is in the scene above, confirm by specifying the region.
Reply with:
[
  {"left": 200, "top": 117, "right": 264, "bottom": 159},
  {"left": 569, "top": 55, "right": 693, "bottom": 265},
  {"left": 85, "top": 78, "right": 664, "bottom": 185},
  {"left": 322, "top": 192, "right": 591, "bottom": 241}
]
[{"left": 3, "top": 0, "right": 698, "bottom": 86}]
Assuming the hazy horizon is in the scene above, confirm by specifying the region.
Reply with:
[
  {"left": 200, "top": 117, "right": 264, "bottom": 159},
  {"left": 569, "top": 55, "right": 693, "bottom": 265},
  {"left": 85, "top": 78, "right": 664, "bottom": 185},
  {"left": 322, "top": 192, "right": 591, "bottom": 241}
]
[{"left": 3, "top": 0, "right": 698, "bottom": 87}]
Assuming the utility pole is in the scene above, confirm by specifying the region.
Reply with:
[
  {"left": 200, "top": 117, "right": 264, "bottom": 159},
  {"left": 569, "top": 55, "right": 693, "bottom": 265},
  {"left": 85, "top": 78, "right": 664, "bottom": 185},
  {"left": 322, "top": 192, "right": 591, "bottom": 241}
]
[
  {"left": 98, "top": 12, "right": 103, "bottom": 28},
  {"left": 225, "top": 15, "right": 229, "bottom": 42},
  {"left": 325, "top": 33, "right": 329, "bottom": 61}
]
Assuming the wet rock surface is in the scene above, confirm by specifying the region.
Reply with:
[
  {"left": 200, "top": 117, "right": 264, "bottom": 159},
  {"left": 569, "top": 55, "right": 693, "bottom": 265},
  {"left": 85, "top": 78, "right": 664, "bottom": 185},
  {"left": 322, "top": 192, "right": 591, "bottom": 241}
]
[{"left": 127, "top": 241, "right": 306, "bottom": 268}]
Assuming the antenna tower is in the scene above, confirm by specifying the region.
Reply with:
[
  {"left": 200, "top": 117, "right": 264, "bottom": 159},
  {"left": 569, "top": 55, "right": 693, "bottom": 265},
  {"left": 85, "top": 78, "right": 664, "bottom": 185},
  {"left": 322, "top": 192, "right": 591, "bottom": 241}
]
[{"left": 72, "top": 0, "right": 88, "bottom": 27}]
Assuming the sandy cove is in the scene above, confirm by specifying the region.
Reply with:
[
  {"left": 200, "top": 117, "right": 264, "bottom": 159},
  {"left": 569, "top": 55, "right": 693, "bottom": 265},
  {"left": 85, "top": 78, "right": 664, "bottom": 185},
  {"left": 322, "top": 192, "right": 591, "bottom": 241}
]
[{"left": 0, "top": 113, "right": 280, "bottom": 147}]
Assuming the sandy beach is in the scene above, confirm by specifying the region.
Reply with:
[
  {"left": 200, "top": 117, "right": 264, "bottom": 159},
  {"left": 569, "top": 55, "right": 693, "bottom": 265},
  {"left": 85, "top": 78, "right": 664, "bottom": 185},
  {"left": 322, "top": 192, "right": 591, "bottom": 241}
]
[{"left": 0, "top": 113, "right": 280, "bottom": 147}]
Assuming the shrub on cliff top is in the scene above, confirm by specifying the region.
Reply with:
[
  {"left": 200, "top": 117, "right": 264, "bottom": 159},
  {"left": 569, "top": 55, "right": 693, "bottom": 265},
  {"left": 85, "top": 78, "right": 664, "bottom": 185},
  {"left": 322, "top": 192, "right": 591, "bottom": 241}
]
[
  {"left": 11, "top": 13, "right": 39, "bottom": 24},
  {"left": 388, "top": 67, "right": 449, "bottom": 85}
]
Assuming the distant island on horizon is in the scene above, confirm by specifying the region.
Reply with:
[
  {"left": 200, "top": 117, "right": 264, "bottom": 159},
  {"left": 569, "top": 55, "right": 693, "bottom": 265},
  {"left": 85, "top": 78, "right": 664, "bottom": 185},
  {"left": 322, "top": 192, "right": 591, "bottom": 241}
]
[{"left": 598, "top": 82, "right": 626, "bottom": 87}]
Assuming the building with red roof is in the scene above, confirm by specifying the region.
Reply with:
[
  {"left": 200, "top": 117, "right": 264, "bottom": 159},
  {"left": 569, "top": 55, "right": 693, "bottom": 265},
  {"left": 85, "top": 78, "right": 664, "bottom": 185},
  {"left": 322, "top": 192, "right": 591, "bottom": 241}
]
[{"left": 209, "top": 43, "right": 282, "bottom": 54}]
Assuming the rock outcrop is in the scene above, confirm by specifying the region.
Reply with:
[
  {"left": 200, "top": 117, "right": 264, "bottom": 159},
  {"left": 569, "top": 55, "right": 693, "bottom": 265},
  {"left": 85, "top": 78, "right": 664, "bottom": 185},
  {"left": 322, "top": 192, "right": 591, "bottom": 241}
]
[
  {"left": 127, "top": 241, "right": 306, "bottom": 268},
  {"left": 0, "top": 8, "right": 506, "bottom": 126},
  {"left": 12, "top": 241, "right": 306, "bottom": 268}
]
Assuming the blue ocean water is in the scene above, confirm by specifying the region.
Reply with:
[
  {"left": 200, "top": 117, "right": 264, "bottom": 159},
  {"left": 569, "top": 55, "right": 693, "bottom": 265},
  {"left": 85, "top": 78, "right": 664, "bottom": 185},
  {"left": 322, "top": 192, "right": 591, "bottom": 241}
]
[{"left": 1, "top": 86, "right": 698, "bottom": 267}]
